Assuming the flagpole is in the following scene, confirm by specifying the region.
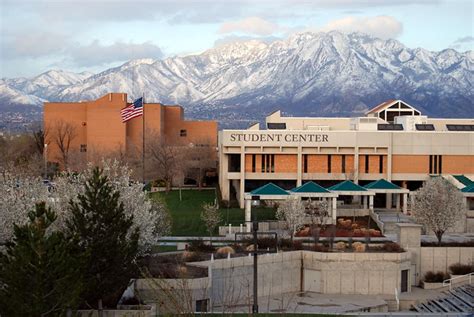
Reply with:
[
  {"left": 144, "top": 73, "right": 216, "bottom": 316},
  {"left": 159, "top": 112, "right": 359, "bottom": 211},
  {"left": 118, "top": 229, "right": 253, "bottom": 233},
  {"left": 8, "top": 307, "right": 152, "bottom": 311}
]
[{"left": 142, "top": 93, "right": 145, "bottom": 185}]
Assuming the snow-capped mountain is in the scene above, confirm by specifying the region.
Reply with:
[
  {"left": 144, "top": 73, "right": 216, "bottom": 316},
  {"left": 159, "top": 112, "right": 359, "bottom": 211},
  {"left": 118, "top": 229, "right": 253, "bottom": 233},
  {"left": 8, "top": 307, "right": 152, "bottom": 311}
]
[{"left": 2, "top": 31, "right": 473, "bottom": 127}]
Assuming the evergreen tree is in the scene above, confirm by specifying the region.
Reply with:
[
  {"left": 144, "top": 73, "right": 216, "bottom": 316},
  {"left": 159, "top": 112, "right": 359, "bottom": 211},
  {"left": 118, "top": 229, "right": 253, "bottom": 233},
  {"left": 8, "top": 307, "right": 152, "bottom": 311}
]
[
  {"left": 0, "top": 202, "right": 83, "bottom": 316},
  {"left": 67, "top": 167, "right": 139, "bottom": 308}
]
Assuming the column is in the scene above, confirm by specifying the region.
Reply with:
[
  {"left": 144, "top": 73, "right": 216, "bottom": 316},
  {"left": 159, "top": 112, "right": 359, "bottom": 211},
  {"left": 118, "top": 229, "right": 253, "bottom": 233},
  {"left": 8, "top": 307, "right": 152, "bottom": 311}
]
[
  {"left": 239, "top": 147, "right": 245, "bottom": 208},
  {"left": 403, "top": 193, "right": 408, "bottom": 214},
  {"left": 245, "top": 199, "right": 251, "bottom": 232},
  {"left": 297, "top": 147, "right": 302, "bottom": 187},
  {"left": 386, "top": 193, "right": 392, "bottom": 209},
  {"left": 395, "top": 194, "right": 400, "bottom": 211},
  {"left": 369, "top": 195, "right": 374, "bottom": 213},
  {"left": 363, "top": 196, "right": 368, "bottom": 209},
  {"left": 332, "top": 197, "right": 337, "bottom": 223}
]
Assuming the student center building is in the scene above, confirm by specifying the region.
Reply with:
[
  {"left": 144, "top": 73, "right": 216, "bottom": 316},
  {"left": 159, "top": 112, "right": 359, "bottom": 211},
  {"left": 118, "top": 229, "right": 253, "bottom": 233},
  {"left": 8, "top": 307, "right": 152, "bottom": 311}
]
[{"left": 218, "top": 100, "right": 474, "bottom": 229}]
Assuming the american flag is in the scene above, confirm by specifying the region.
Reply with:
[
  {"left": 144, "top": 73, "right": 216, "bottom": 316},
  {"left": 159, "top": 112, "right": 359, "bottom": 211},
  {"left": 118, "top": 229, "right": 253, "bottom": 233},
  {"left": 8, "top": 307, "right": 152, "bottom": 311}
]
[{"left": 121, "top": 97, "right": 143, "bottom": 122}]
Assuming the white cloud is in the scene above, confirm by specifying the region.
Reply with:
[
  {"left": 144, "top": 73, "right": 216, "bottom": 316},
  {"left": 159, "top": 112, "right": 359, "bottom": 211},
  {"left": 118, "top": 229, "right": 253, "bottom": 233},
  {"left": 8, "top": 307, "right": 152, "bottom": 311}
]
[
  {"left": 218, "top": 17, "right": 282, "bottom": 36},
  {"left": 319, "top": 15, "right": 403, "bottom": 39}
]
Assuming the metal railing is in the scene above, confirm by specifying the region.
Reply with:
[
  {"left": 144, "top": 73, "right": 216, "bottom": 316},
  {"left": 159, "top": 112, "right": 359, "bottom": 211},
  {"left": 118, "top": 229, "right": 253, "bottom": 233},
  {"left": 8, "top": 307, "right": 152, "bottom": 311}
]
[{"left": 442, "top": 272, "right": 473, "bottom": 290}]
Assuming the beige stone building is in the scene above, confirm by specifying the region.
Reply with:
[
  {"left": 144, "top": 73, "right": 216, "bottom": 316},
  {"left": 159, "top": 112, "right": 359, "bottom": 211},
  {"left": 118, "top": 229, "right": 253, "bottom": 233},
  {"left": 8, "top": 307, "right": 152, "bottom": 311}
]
[{"left": 218, "top": 100, "right": 474, "bottom": 214}]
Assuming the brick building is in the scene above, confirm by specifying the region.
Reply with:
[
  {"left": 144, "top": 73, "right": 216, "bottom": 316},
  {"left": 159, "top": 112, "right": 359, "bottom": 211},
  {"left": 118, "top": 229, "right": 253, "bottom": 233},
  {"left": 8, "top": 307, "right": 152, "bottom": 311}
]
[
  {"left": 44, "top": 93, "right": 217, "bottom": 182},
  {"left": 218, "top": 100, "right": 474, "bottom": 210}
]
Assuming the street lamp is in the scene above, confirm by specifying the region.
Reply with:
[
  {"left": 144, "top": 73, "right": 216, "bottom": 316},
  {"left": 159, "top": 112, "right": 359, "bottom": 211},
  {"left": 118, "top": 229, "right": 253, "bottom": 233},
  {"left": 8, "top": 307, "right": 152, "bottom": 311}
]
[
  {"left": 43, "top": 143, "right": 48, "bottom": 179},
  {"left": 251, "top": 196, "right": 260, "bottom": 314}
]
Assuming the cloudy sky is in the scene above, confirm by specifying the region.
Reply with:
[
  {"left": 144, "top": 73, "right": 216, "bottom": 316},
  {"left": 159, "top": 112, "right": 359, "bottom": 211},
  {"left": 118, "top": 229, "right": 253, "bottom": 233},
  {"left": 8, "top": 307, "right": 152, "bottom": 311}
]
[{"left": 1, "top": 0, "right": 472, "bottom": 78}]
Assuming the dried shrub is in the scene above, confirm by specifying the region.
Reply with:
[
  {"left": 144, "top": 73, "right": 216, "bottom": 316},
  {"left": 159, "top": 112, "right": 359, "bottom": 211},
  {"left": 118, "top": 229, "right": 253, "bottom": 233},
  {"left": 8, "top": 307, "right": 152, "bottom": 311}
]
[
  {"left": 335, "top": 241, "right": 346, "bottom": 250},
  {"left": 188, "top": 239, "right": 215, "bottom": 253},
  {"left": 449, "top": 263, "right": 474, "bottom": 275},
  {"left": 292, "top": 240, "right": 303, "bottom": 250},
  {"left": 382, "top": 242, "right": 404, "bottom": 253},
  {"left": 242, "top": 237, "right": 277, "bottom": 250},
  {"left": 423, "top": 271, "right": 450, "bottom": 283},
  {"left": 181, "top": 251, "right": 204, "bottom": 263},
  {"left": 312, "top": 243, "right": 329, "bottom": 252},
  {"left": 353, "top": 242, "right": 366, "bottom": 252},
  {"left": 216, "top": 246, "right": 235, "bottom": 255}
]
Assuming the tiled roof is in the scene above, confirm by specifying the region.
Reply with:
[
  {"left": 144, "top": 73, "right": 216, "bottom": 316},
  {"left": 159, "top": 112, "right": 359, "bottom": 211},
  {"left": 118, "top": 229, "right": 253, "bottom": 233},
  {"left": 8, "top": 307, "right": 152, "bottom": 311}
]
[
  {"left": 250, "top": 183, "right": 289, "bottom": 196},
  {"left": 291, "top": 181, "right": 330, "bottom": 193},
  {"left": 328, "top": 180, "right": 367, "bottom": 192},
  {"left": 364, "top": 179, "right": 402, "bottom": 190}
]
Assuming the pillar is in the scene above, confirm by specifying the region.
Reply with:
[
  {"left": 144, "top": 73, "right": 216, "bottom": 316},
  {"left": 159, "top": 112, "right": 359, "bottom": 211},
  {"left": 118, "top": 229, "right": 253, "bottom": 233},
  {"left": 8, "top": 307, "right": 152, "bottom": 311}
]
[
  {"left": 332, "top": 197, "right": 337, "bottom": 222},
  {"left": 403, "top": 193, "right": 408, "bottom": 214},
  {"left": 396, "top": 194, "right": 400, "bottom": 211},
  {"left": 239, "top": 147, "right": 245, "bottom": 208},
  {"left": 369, "top": 195, "right": 374, "bottom": 213},
  {"left": 386, "top": 193, "right": 392, "bottom": 209},
  {"left": 245, "top": 199, "right": 251, "bottom": 232},
  {"left": 297, "top": 147, "right": 302, "bottom": 187},
  {"left": 363, "top": 196, "right": 368, "bottom": 209}
]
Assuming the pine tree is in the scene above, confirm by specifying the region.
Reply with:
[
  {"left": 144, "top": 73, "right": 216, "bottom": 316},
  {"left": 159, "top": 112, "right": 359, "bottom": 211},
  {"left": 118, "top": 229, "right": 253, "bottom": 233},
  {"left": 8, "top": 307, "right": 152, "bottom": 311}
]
[
  {"left": 0, "top": 202, "right": 83, "bottom": 316},
  {"left": 67, "top": 167, "right": 139, "bottom": 308}
]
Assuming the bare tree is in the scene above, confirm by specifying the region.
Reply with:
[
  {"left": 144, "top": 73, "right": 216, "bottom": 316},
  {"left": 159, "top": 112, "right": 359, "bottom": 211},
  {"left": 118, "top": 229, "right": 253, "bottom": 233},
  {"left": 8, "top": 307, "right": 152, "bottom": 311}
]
[
  {"left": 185, "top": 138, "right": 217, "bottom": 188},
  {"left": 276, "top": 197, "right": 306, "bottom": 242},
  {"left": 50, "top": 121, "right": 77, "bottom": 170},
  {"left": 412, "top": 177, "right": 465, "bottom": 245},
  {"left": 201, "top": 203, "right": 222, "bottom": 246},
  {"left": 146, "top": 130, "right": 187, "bottom": 192},
  {"left": 29, "top": 122, "right": 48, "bottom": 157}
]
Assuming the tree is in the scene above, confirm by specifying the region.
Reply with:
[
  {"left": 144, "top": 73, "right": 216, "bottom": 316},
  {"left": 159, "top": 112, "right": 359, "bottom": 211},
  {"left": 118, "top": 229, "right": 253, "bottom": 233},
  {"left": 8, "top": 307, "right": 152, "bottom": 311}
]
[
  {"left": 276, "top": 197, "right": 306, "bottom": 242},
  {"left": 146, "top": 132, "right": 186, "bottom": 192},
  {"left": 186, "top": 140, "right": 217, "bottom": 188},
  {"left": 0, "top": 202, "right": 83, "bottom": 316},
  {"left": 201, "top": 203, "right": 222, "bottom": 246},
  {"left": 412, "top": 177, "right": 465, "bottom": 245},
  {"left": 304, "top": 198, "right": 329, "bottom": 229},
  {"left": 67, "top": 167, "right": 139, "bottom": 309},
  {"left": 50, "top": 120, "right": 77, "bottom": 170},
  {"left": 0, "top": 160, "right": 171, "bottom": 250}
]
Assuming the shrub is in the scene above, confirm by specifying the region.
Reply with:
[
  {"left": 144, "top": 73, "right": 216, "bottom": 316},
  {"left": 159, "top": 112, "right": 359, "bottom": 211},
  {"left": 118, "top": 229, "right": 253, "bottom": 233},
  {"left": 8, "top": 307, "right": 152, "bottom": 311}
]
[
  {"left": 292, "top": 240, "right": 303, "bottom": 250},
  {"left": 352, "top": 242, "right": 365, "bottom": 252},
  {"left": 423, "top": 271, "right": 450, "bottom": 283},
  {"left": 188, "top": 239, "right": 215, "bottom": 253},
  {"left": 242, "top": 237, "right": 277, "bottom": 250},
  {"left": 335, "top": 241, "right": 346, "bottom": 250},
  {"left": 216, "top": 246, "right": 235, "bottom": 255},
  {"left": 449, "top": 263, "right": 474, "bottom": 275},
  {"left": 312, "top": 243, "right": 329, "bottom": 252},
  {"left": 382, "top": 242, "right": 404, "bottom": 252}
]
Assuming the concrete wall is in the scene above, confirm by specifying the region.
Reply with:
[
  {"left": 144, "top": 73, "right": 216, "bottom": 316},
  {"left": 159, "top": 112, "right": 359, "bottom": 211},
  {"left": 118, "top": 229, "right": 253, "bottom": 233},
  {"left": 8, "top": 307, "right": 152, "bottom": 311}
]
[
  {"left": 302, "top": 251, "right": 411, "bottom": 295},
  {"left": 419, "top": 247, "right": 474, "bottom": 277}
]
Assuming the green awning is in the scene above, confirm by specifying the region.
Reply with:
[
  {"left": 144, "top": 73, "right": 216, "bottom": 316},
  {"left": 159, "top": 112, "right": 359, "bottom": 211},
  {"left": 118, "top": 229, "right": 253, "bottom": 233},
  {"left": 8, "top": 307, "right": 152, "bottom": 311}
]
[
  {"left": 250, "top": 183, "right": 289, "bottom": 196},
  {"left": 453, "top": 175, "right": 473, "bottom": 187},
  {"left": 364, "top": 179, "right": 402, "bottom": 190},
  {"left": 328, "top": 180, "right": 367, "bottom": 192},
  {"left": 291, "top": 181, "right": 330, "bottom": 193},
  {"left": 461, "top": 183, "right": 474, "bottom": 193}
]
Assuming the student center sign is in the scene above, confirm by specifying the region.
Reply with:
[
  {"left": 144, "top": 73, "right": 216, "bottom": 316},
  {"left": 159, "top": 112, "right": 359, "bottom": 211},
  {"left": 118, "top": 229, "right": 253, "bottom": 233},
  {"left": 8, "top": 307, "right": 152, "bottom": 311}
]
[{"left": 229, "top": 132, "right": 329, "bottom": 144}]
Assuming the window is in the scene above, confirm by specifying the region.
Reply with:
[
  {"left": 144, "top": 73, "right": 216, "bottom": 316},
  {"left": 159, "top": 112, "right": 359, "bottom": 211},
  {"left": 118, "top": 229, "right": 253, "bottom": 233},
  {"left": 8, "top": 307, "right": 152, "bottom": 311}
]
[
  {"left": 80, "top": 144, "right": 87, "bottom": 152},
  {"left": 446, "top": 124, "right": 474, "bottom": 131},
  {"left": 341, "top": 155, "right": 346, "bottom": 173},
  {"left": 378, "top": 124, "right": 403, "bottom": 131},
  {"left": 228, "top": 154, "right": 241, "bottom": 172},
  {"left": 261, "top": 154, "right": 275, "bottom": 173},
  {"left": 303, "top": 154, "right": 308, "bottom": 173},
  {"left": 415, "top": 124, "right": 435, "bottom": 131},
  {"left": 180, "top": 129, "right": 187, "bottom": 137},
  {"left": 251, "top": 154, "right": 256, "bottom": 172},
  {"left": 267, "top": 122, "right": 286, "bottom": 129},
  {"left": 379, "top": 155, "right": 384, "bottom": 173},
  {"left": 365, "top": 155, "right": 369, "bottom": 173},
  {"left": 195, "top": 299, "right": 209, "bottom": 312},
  {"left": 429, "top": 155, "right": 443, "bottom": 174},
  {"left": 327, "top": 155, "right": 332, "bottom": 173}
]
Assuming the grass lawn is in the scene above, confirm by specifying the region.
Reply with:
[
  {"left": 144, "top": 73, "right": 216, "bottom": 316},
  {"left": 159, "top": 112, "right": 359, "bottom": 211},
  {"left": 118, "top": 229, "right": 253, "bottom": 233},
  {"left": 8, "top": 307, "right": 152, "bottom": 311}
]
[{"left": 150, "top": 189, "right": 276, "bottom": 236}]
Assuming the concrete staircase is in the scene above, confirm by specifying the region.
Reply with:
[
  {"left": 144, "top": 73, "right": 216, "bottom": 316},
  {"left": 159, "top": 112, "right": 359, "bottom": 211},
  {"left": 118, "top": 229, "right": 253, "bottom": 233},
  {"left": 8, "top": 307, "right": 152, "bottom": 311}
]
[
  {"left": 413, "top": 284, "right": 473, "bottom": 314},
  {"left": 374, "top": 210, "right": 414, "bottom": 234}
]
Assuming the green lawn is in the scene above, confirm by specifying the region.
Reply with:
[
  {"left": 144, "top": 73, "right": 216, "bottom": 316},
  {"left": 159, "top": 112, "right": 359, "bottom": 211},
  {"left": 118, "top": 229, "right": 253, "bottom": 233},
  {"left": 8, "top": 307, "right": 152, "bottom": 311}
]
[{"left": 150, "top": 189, "right": 276, "bottom": 236}]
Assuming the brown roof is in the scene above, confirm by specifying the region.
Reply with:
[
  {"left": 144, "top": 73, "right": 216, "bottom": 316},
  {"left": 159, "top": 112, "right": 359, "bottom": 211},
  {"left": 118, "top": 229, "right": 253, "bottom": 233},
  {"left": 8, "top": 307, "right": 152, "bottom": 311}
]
[{"left": 366, "top": 99, "right": 396, "bottom": 114}]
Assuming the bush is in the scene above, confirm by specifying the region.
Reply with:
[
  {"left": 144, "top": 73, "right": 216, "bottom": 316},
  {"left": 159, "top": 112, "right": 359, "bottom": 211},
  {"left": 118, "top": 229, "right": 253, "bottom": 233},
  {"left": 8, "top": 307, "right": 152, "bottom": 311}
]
[
  {"left": 382, "top": 242, "right": 404, "bottom": 252},
  {"left": 423, "top": 271, "right": 450, "bottom": 283},
  {"left": 292, "top": 240, "right": 303, "bottom": 250},
  {"left": 335, "top": 241, "right": 346, "bottom": 250},
  {"left": 311, "top": 243, "right": 329, "bottom": 252},
  {"left": 352, "top": 242, "right": 365, "bottom": 252},
  {"left": 449, "top": 263, "right": 474, "bottom": 275},
  {"left": 242, "top": 237, "right": 278, "bottom": 250},
  {"left": 187, "top": 239, "right": 215, "bottom": 253}
]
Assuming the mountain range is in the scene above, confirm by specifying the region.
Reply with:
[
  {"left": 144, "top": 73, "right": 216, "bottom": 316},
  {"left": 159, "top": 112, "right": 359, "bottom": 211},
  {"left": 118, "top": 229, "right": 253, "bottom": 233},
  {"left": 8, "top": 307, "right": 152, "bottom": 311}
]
[{"left": 1, "top": 31, "right": 473, "bottom": 128}]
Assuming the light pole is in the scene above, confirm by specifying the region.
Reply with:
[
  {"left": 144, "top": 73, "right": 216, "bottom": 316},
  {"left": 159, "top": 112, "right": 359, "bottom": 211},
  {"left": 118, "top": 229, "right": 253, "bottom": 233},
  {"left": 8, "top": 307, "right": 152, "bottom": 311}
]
[
  {"left": 43, "top": 143, "right": 48, "bottom": 179},
  {"left": 251, "top": 197, "right": 260, "bottom": 314}
]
